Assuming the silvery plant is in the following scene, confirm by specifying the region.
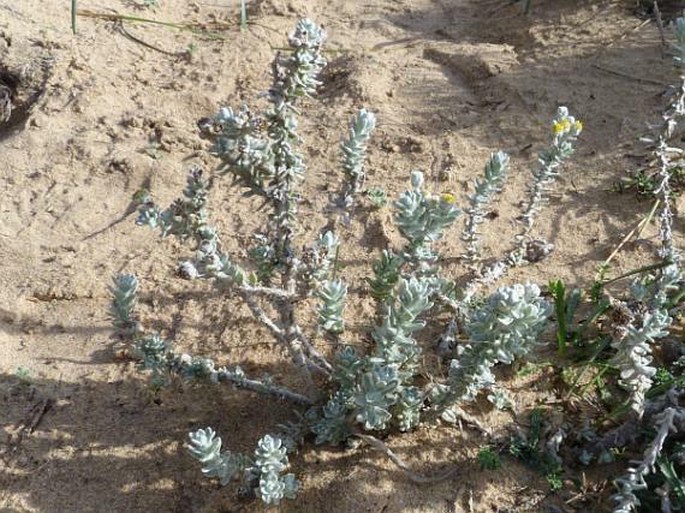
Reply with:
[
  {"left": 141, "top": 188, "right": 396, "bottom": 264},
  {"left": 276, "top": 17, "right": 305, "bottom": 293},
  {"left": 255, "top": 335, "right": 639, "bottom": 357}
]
[
  {"left": 108, "top": 18, "right": 584, "bottom": 504},
  {"left": 608, "top": 17, "right": 685, "bottom": 513}
]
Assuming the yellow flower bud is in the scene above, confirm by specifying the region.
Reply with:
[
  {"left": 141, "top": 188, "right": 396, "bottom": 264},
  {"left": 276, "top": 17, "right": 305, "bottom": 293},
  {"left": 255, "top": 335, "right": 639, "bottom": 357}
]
[{"left": 440, "top": 192, "right": 457, "bottom": 205}]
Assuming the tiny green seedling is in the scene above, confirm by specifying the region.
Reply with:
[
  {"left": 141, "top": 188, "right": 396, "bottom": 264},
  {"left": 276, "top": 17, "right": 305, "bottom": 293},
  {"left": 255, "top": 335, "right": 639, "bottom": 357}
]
[
  {"left": 366, "top": 186, "right": 387, "bottom": 208},
  {"left": 477, "top": 447, "right": 502, "bottom": 471}
]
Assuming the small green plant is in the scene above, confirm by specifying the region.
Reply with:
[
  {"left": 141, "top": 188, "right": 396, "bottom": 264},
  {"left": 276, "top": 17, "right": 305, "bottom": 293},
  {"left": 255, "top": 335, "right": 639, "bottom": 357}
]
[
  {"left": 508, "top": 408, "right": 564, "bottom": 491},
  {"left": 477, "top": 446, "right": 502, "bottom": 470},
  {"left": 144, "top": 139, "right": 161, "bottom": 160},
  {"left": 184, "top": 42, "right": 198, "bottom": 61},
  {"left": 546, "top": 472, "right": 563, "bottom": 492},
  {"left": 366, "top": 186, "right": 387, "bottom": 208},
  {"left": 613, "top": 166, "right": 685, "bottom": 197},
  {"left": 548, "top": 279, "right": 582, "bottom": 355}
]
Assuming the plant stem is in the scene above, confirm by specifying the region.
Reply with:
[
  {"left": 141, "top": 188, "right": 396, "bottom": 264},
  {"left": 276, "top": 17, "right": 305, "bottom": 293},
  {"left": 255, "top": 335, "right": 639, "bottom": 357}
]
[
  {"left": 239, "top": 0, "right": 247, "bottom": 31},
  {"left": 549, "top": 280, "right": 568, "bottom": 356},
  {"left": 600, "top": 259, "right": 675, "bottom": 287},
  {"left": 71, "top": 0, "right": 77, "bottom": 34}
]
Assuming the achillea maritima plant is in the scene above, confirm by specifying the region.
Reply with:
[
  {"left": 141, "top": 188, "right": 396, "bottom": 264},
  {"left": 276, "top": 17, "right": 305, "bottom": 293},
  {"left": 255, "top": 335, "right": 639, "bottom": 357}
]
[
  {"left": 607, "top": 18, "right": 685, "bottom": 513},
  {"left": 108, "top": 18, "right": 591, "bottom": 505}
]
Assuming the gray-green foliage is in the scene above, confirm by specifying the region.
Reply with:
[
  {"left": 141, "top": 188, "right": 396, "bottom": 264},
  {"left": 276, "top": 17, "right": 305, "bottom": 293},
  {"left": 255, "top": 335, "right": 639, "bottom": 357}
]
[
  {"left": 299, "top": 231, "right": 339, "bottom": 288},
  {"left": 462, "top": 151, "right": 509, "bottom": 266},
  {"left": 450, "top": 106, "right": 583, "bottom": 340},
  {"left": 367, "top": 249, "right": 403, "bottom": 303},
  {"left": 608, "top": 17, "right": 685, "bottom": 511},
  {"left": 197, "top": 18, "right": 327, "bottom": 273},
  {"left": 338, "top": 109, "right": 376, "bottom": 208},
  {"left": 607, "top": 262, "right": 682, "bottom": 418},
  {"left": 612, "top": 405, "right": 685, "bottom": 512},
  {"left": 109, "top": 274, "right": 139, "bottom": 336},
  {"left": 395, "top": 171, "right": 460, "bottom": 269},
  {"left": 311, "top": 275, "right": 440, "bottom": 441},
  {"left": 372, "top": 277, "right": 436, "bottom": 371},
  {"left": 133, "top": 332, "right": 314, "bottom": 404},
  {"left": 187, "top": 429, "right": 298, "bottom": 504},
  {"left": 433, "top": 283, "right": 551, "bottom": 418},
  {"left": 515, "top": 107, "right": 582, "bottom": 257},
  {"left": 137, "top": 167, "right": 209, "bottom": 240},
  {"left": 107, "top": 16, "right": 590, "bottom": 507},
  {"left": 610, "top": 280, "right": 676, "bottom": 417},
  {"left": 187, "top": 427, "right": 251, "bottom": 486},
  {"left": 316, "top": 279, "right": 347, "bottom": 334},
  {"left": 608, "top": 16, "right": 685, "bottom": 419},
  {"left": 253, "top": 435, "right": 299, "bottom": 504}
]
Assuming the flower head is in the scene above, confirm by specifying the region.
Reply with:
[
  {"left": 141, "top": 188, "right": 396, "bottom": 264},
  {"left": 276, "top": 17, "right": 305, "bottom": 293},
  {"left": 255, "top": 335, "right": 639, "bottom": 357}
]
[
  {"left": 553, "top": 119, "right": 571, "bottom": 135},
  {"left": 440, "top": 192, "right": 457, "bottom": 205}
]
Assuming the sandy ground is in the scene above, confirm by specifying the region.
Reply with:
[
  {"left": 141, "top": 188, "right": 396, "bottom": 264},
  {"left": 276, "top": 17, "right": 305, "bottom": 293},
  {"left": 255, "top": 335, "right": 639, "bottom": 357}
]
[{"left": 1, "top": 0, "right": 683, "bottom": 511}]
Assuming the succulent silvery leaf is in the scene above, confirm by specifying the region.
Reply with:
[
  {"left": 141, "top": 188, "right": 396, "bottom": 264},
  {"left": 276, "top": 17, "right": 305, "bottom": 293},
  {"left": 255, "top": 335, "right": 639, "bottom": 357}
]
[
  {"left": 255, "top": 434, "right": 288, "bottom": 474},
  {"left": 466, "top": 283, "right": 551, "bottom": 361},
  {"left": 487, "top": 389, "right": 514, "bottom": 410},
  {"left": 354, "top": 363, "right": 401, "bottom": 430},
  {"left": 394, "top": 171, "right": 460, "bottom": 267},
  {"left": 396, "top": 386, "right": 423, "bottom": 431},
  {"left": 271, "top": 18, "right": 327, "bottom": 105},
  {"left": 137, "top": 168, "right": 210, "bottom": 240},
  {"left": 337, "top": 109, "right": 376, "bottom": 208},
  {"left": 135, "top": 334, "right": 171, "bottom": 387},
  {"left": 462, "top": 151, "right": 510, "bottom": 264},
  {"left": 312, "top": 390, "right": 353, "bottom": 445},
  {"left": 333, "top": 346, "right": 364, "bottom": 390},
  {"left": 440, "top": 283, "right": 550, "bottom": 407},
  {"left": 187, "top": 428, "right": 250, "bottom": 486},
  {"left": 367, "top": 249, "right": 403, "bottom": 303},
  {"left": 252, "top": 434, "right": 299, "bottom": 504},
  {"left": 514, "top": 107, "right": 582, "bottom": 258},
  {"left": 611, "top": 308, "right": 671, "bottom": 415},
  {"left": 248, "top": 233, "right": 278, "bottom": 284},
  {"left": 372, "top": 277, "right": 436, "bottom": 370},
  {"left": 209, "top": 105, "right": 275, "bottom": 195},
  {"left": 109, "top": 273, "right": 139, "bottom": 335},
  {"left": 410, "top": 170, "right": 424, "bottom": 190},
  {"left": 300, "top": 231, "right": 340, "bottom": 286},
  {"left": 316, "top": 279, "right": 347, "bottom": 334},
  {"left": 258, "top": 472, "right": 286, "bottom": 505}
]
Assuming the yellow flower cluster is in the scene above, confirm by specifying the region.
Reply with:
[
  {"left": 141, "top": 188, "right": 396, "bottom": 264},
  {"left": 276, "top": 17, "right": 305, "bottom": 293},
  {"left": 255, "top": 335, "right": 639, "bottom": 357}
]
[
  {"left": 440, "top": 192, "right": 457, "bottom": 205},
  {"left": 552, "top": 119, "right": 571, "bottom": 134},
  {"left": 552, "top": 118, "right": 583, "bottom": 135}
]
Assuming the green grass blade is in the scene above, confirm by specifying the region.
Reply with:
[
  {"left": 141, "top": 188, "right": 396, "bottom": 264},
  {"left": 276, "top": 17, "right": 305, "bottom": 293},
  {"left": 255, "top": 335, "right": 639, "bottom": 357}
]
[
  {"left": 240, "top": 0, "right": 247, "bottom": 31},
  {"left": 72, "top": 0, "right": 77, "bottom": 34}
]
